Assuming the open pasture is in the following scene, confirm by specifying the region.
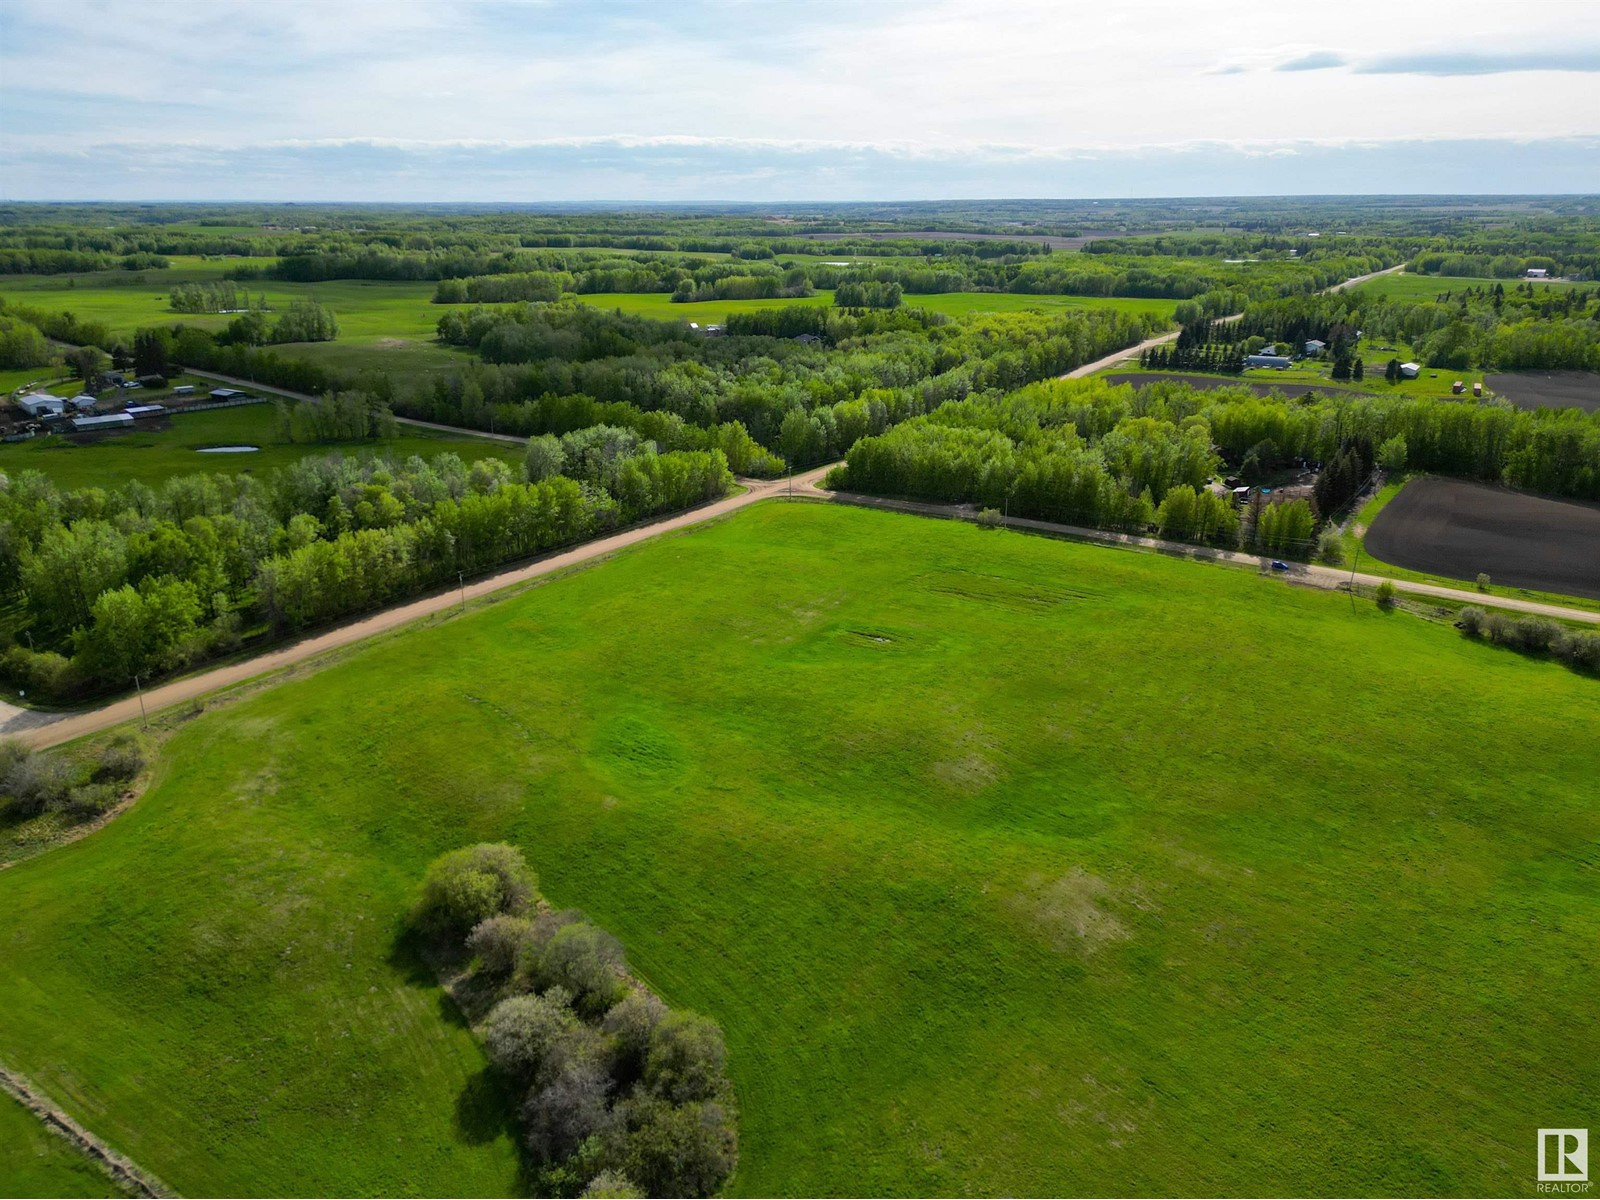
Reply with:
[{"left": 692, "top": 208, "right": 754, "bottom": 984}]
[
  {"left": 1364, "top": 476, "right": 1600, "bottom": 601},
  {"left": 1351, "top": 271, "right": 1581, "bottom": 302},
  {"left": 0, "top": 402, "right": 521, "bottom": 490},
  {"left": 0, "top": 502, "right": 1595, "bottom": 1197}
]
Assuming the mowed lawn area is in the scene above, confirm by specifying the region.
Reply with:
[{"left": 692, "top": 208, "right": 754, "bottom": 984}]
[
  {"left": 0, "top": 503, "right": 1595, "bottom": 1195},
  {"left": 1351, "top": 271, "right": 1581, "bottom": 303},
  {"left": 0, "top": 403, "right": 523, "bottom": 490},
  {"left": 0, "top": 1091, "right": 125, "bottom": 1198}
]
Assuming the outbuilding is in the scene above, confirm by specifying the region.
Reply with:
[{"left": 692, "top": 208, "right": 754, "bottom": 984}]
[
  {"left": 1246, "top": 354, "right": 1293, "bottom": 369},
  {"left": 1304, "top": 339, "right": 1326, "bottom": 355},
  {"left": 17, "top": 392, "right": 66, "bottom": 418},
  {"left": 1526, "top": 268, "right": 1549, "bottom": 279},
  {"left": 72, "top": 413, "right": 135, "bottom": 431},
  {"left": 71, "top": 394, "right": 98, "bottom": 412},
  {"left": 208, "top": 387, "right": 247, "bottom": 400},
  {"left": 125, "top": 404, "right": 167, "bottom": 419},
  {"left": 1400, "top": 362, "right": 1422, "bottom": 379}
]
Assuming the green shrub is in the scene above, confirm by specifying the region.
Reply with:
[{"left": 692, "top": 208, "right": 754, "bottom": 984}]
[
  {"left": 1316, "top": 528, "right": 1345, "bottom": 565},
  {"left": 1476, "top": 572, "right": 1491, "bottom": 592},
  {"left": 1457, "top": 606, "right": 1487, "bottom": 636},
  {"left": 603, "top": 990, "right": 667, "bottom": 1086},
  {"left": 537, "top": 922, "right": 627, "bottom": 1017},
  {"left": 1, "top": 749, "right": 76, "bottom": 817},
  {"left": 605, "top": 1094, "right": 738, "bottom": 1199},
  {"left": 467, "top": 914, "right": 533, "bottom": 978},
  {"left": 1375, "top": 580, "right": 1397, "bottom": 609},
  {"left": 481, "top": 988, "right": 582, "bottom": 1087},
  {"left": 413, "top": 843, "right": 537, "bottom": 935},
  {"left": 2, "top": 646, "right": 82, "bottom": 704},
  {"left": 643, "top": 1011, "right": 729, "bottom": 1105},
  {"left": 94, "top": 734, "right": 146, "bottom": 784},
  {"left": 580, "top": 1170, "right": 644, "bottom": 1199},
  {"left": 65, "top": 781, "right": 122, "bottom": 816}
]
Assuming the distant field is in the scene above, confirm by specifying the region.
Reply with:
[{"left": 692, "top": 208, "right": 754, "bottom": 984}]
[
  {"left": 1351, "top": 271, "right": 1580, "bottom": 302},
  {"left": 1365, "top": 476, "right": 1600, "bottom": 601},
  {"left": 574, "top": 290, "right": 835, "bottom": 322},
  {"left": 575, "top": 289, "right": 1177, "bottom": 322},
  {"left": 0, "top": 1091, "right": 124, "bottom": 1198},
  {"left": 0, "top": 403, "right": 521, "bottom": 490},
  {"left": 1, "top": 503, "right": 1594, "bottom": 1196}
]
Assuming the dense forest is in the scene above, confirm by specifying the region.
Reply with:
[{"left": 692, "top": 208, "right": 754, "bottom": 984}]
[
  {"left": 0, "top": 440, "right": 733, "bottom": 699},
  {"left": 831, "top": 376, "right": 1600, "bottom": 543}
]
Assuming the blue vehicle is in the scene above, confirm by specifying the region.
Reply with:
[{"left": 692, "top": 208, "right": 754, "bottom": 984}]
[{"left": 1271, "top": 560, "right": 1290, "bottom": 571}]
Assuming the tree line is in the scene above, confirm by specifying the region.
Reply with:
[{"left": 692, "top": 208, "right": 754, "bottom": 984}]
[{"left": 1, "top": 439, "right": 733, "bottom": 699}]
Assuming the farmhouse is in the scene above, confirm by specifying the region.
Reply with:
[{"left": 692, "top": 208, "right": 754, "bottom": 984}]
[
  {"left": 1400, "top": 362, "right": 1422, "bottom": 379},
  {"left": 17, "top": 392, "right": 66, "bottom": 418},
  {"left": 1246, "top": 354, "right": 1293, "bottom": 369}
]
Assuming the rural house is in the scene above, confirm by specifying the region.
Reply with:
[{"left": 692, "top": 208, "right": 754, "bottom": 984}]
[{"left": 1304, "top": 339, "right": 1326, "bottom": 355}]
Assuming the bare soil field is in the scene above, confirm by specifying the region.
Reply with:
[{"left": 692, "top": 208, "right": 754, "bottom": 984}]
[
  {"left": 1484, "top": 371, "right": 1600, "bottom": 412},
  {"left": 1366, "top": 477, "right": 1600, "bottom": 601},
  {"left": 1103, "top": 371, "right": 1361, "bottom": 400}
]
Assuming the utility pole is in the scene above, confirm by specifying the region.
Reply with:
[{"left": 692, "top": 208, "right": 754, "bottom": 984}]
[
  {"left": 1348, "top": 545, "right": 1361, "bottom": 614},
  {"left": 133, "top": 675, "right": 148, "bottom": 728},
  {"left": 458, "top": 571, "right": 467, "bottom": 610}
]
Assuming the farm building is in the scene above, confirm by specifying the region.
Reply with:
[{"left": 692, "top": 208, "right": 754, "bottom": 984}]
[
  {"left": 209, "top": 387, "right": 247, "bottom": 400},
  {"left": 1246, "top": 354, "right": 1293, "bottom": 369},
  {"left": 1526, "top": 268, "right": 1549, "bottom": 279},
  {"left": 71, "top": 413, "right": 135, "bottom": 432},
  {"left": 172, "top": 385, "right": 196, "bottom": 395},
  {"left": 1400, "top": 362, "right": 1422, "bottom": 379},
  {"left": 71, "top": 395, "right": 98, "bottom": 412},
  {"left": 17, "top": 392, "right": 66, "bottom": 418},
  {"left": 125, "top": 404, "right": 167, "bottom": 419},
  {"left": 1304, "top": 339, "right": 1326, "bottom": 355}
]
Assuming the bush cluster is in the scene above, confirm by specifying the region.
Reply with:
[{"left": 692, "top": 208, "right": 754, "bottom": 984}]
[
  {"left": 0, "top": 733, "right": 146, "bottom": 820},
  {"left": 415, "top": 844, "right": 737, "bottom": 1198},
  {"left": 1457, "top": 606, "right": 1600, "bottom": 672}
]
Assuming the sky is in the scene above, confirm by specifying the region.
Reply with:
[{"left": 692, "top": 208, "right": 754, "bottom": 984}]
[{"left": 2, "top": 0, "right": 1599, "bottom": 201}]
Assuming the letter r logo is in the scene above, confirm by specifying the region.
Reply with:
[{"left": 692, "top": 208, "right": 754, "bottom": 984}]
[{"left": 1539, "top": 1128, "right": 1589, "bottom": 1182}]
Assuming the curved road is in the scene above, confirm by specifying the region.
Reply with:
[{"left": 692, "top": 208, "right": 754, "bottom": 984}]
[
  {"left": 7, "top": 466, "right": 835, "bottom": 749},
  {"left": 1062, "top": 263, "right": 1407, "bottom": 378}
]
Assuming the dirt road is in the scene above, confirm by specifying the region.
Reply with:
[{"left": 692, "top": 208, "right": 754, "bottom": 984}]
[
  {"left": 9, "top": 466, "right": 835, "bottom": 750},
  {"left": 1062, "top": 263, "right": 1406, "bottom": 378}
]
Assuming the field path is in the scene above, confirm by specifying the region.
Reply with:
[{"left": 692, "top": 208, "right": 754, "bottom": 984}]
[
  {"left": 9, "top": 466, "right": 834, "bottom": 750},
  {"left": 0, "top": 1064, "right": 173, "bottom": 1196},
  {"left": 794, "top": 479, "right": 1600, "bottom": 624},
  {"left": 1062, "top": 263, "right": 1407, "bottom": 377},
  {"left": 183, "top": 368, "right": 528, "bottom": 444}
]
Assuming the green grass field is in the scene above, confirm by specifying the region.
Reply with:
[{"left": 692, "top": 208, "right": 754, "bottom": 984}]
[
  {"left": 1, "top": 502, "right": 1595, "bottom": 1196},
  {"left": 0, "top": 403, "right": 522, "bottom": 490},
  {"left": 575, "top": 289, "right": 1176, "bottom": 324},
  {"left": 1351, "top": 272, "right": 1580, "bottom": 303},
  {"left": 0, "top": 1091, "right": 126, "bottom": 1198}
]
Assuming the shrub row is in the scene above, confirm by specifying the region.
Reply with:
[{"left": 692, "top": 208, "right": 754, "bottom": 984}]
[
  {"left": 413, "top": 845, "right": 737, "bottom": 1198},
  {"left": 1456, "top": 606, "right": 1600, "bottom": 672}
]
